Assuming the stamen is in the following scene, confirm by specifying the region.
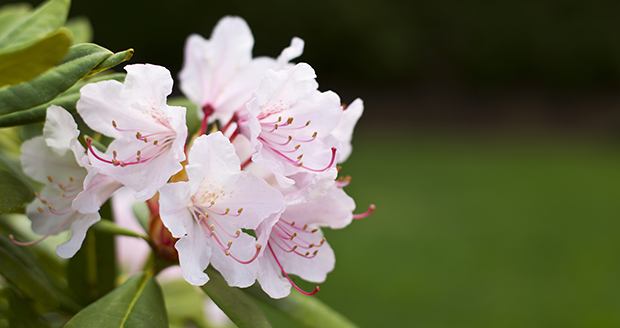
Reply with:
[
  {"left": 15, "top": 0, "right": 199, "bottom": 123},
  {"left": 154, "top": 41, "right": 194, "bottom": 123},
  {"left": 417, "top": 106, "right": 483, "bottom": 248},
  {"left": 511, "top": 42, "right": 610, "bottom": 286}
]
[
  {"left": 274, "top": 123, "right": 279, "bottom": 130},
  {"left": 297, "top": 154, "right": 303, "bottom": 160},
  {"left": 224, "top": 208, "right": 230, "bottom": 215},
  {"left": 303, "top": 224, "right": 307, "bottom": 230},
  {"left": 306, "top": 120, "right": 311, "bottom": 126},
  {"left": 9, "top": 212, "right": 76, "bottom": 246},
  {"left": 47, "top": 176, "right": 53, "bottom": 182},
  {"left": 312, "top": 132, "right": 317, "bottom": 138},
  {"left": 268, "top": 244, "right": 319, "bottom": 296},
  {"left": 286, "top": 117, "right": 294, "bottom": 125},
  {"left": 34, "top": 191, "right": 41, "bottom": 198},
  {"left": 40, "top": 199, "right": 48, "bottom": 204},
  {"left": 227, "top": 241, "right": 233, "bottom": 247},
  {"left": 311, "top": 229, "right": 318, "bottom": 233},
  {"left": 69, "top": 176, "right": 74, "bottom": 182},
  {"left": 295, "top": 145, "right": 301, "bottom": 150},
  {"left": 153, "top": 140, "right": 158, "bottom": 145},
  {"left": 353, "top": 204, "right": 376, "bottom": 219},
  {"left": 37, "top": 206, "right": 44, "bottom": 213},
  {"left": 237, "top": 207, "right": 243, "bottom": 214},
  {"left": 291, "top": 221, "right": 296, "bottom": 226},
  {"left": 112, "top": 120, "right": 117, "bottom": 128},
  {"left": 290, "top": 232, "right": 297, "bottom": 240},
  {"left": 136, "top": 132, "right": 142, "bottom": 139}
]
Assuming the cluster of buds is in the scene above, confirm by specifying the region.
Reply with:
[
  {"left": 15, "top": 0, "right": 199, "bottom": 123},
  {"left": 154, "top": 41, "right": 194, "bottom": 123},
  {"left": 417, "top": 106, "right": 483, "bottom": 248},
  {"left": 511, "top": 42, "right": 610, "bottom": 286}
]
[{"left": 15, "top": 16, "right": 373, "bottom": 299}]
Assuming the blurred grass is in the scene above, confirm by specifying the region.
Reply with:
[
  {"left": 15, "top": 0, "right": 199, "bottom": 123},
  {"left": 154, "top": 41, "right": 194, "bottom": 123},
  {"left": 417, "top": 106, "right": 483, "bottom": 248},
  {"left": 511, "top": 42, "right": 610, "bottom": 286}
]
[{"left": 262, "top": 129, "right": 620, "bottom": 327}]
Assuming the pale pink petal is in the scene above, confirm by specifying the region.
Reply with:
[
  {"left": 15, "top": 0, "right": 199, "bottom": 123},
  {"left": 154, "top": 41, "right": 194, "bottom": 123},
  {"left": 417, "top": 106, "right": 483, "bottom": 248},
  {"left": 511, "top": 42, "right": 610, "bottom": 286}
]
[
  {"left": 43, "top": 105, "right": 81, "bottom": 157},
  {"left": 331, "top": 98, "right": 363, "bottom": 162},
  {"left": 55, "top": 212, "right": 100, "bottom": 258},
  {"left": 176, "top": 228, "right": 212, "bottom": 286},
  {"left": 122, "top": 64, "right": 174, "bottom": 112},
  {"left": 72, "top": 168, "right": 123, "bottom": 214},
  {"left": 159, "top": 181, "right": 194, "bottom": 238},
  {"left": 209, "top": 232, "right": 262, "bottom": 287},
  {"left": 257, "top": 254, "right": 291, "bottom": 299},
  {"left": 274, "top": 233, "right": 335, "bottom": 283}
]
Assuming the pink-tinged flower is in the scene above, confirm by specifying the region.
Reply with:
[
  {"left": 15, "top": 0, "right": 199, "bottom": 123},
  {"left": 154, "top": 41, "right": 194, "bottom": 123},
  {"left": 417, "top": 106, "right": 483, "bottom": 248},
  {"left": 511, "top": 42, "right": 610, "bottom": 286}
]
[
  {"left": 159, "top": 132, "right": 285, "bottom": 287},
  {"left": 238, "top": 63, "right": 342, "bottom": 189},
  {"left": 255, "top": 183, "right": 355, "bottom": 298},
  {"left": 179, "top": 16, "right": 304, "bottom": 124},
  {"left": 331, "top": 98, "right": 364, "bottom": 163},
  {"left": 16, "top": 106, "right": 122, "bottom": 258},
  {"left": 77, "top": 64, "right": 188, "bottom": 202}
]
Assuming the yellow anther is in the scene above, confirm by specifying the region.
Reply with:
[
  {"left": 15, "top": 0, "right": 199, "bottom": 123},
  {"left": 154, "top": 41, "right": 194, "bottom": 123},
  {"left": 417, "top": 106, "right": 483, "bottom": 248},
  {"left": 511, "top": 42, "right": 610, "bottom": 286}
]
[
  {"left": 112, "top": 120, "right": 117, "bottom": 128},
  {"left": 320, "top": 237, "right": 326, "bottom": 245},
  {"left": 136, "top": 132, "right": 142, "bottom": 139},
  {"left": 41, "top": 199, "right": 48, "bottom": 204},
  {"left": 69, "top": 176, "right": 74, "bottom": 182},
  {"left": 224, "top": 208, "right": 230, "bottom": 215},
  {"left": 308, "top": 243, "right": 315, "bottom": 248},
  {"left": 113, "top": 150, "right": 118, "bottom": 157},
  {"left": 306, "top": 120, "right": 311, "bottom": 126},
  {"left": 119, "top": 162, "right": 125, "bottom": 167},
  {"left": 235, "top": 230, "right": 241, "bottom": 236},
  {"left": 278, "top": 116, "right": 282, "bottom": 122},
  {"left": 287, "top": 135, "right": 292, "bottom": 142},
  {"left": 225, "top": 251, "right": 231, "bottom": 256},
  {"left": 298, "top": 161, "right": 303, "bottom": 167},
  {"left": 287, "top": 117, "right": 294, "bottom": 125},
  {"left": 305, "top": 251, "right": 310, "bottom": 256},
  {"left": 313, "top": 250, "right": 318, "bottom": 256},
  {"left": 112, "top": 159, "right": 119, "bottom": 165},
  {"left": 47, "top": 175, "right": 53, "bottom": 182},
  {"left": 34, "top": 191, "right": 41, "bottom": 198},
  {"left": 291, "top": 245, "right": 298, "bottom": 251},
  {"left": 153, "top": 140, "right": 158, "bottom": 146},
  {"left": 143, "top": 137, "right": 148, "bottom": 143},
  {"left": 303, "top": 224, "right": 308, "bottom": 230},
  {"left": 227, "top": 241, "right": 233, "bottom": 247},
  {"left": 312, "top": 132, "right": 317, "bottom": 138},
  {"left": 210, "top": 224, "right": 215, "bottom": 231},
  {"left": 290, "top": 232, "right": 297, "bottom": 240},
  {"left": 48, "top": 205, "right": 55, "bottom": 211},
  {"left": 237, "top": 207, "right": 243, "bottom": 214},
  {"left": 295, "top": 144, "right": 301, "bottom": 150},
  {"left": 205, "top": 213, "right": 209, "bottom": 218},
  {"left": 274, "top": 123, "right": 279, "bottom": 130},
  {"left": 210, "top": 201, "right": 215, "bottom": 205},
  {"left": 297, "top": 154, "right": 303, "bottom": 160},
  {"left": 198, "top": 214, "right": 204, "bottom": 219},
  {"left": 291, "top": 221, "right": 296, "bottom": 226},
  {"left": 59, "top": 184, "right": 67, "bottom": 192},
  {"left": 256, "top": 244, "right": 262, "bottom": 250},
  {"left": 137, "top": 150, "right": 141, "bottom": 156},
  {"left": 37, "top": 206, "right": 44, "bottom": 213},
  {"left": 61, "top": 193, "right": 65, "bottom": 197},
  {"left": 311, "top": 229, "right": 319, "bottom": 233},
  {"left": 136, "top": 157, "right": 140, "bottom": 161}
]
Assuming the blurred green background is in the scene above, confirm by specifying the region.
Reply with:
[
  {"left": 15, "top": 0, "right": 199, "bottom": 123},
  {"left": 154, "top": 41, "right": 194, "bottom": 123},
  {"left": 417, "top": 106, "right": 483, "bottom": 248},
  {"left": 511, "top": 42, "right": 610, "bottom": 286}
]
[{"left": 7, "top": 0, "right": 620, "bottom": 326}]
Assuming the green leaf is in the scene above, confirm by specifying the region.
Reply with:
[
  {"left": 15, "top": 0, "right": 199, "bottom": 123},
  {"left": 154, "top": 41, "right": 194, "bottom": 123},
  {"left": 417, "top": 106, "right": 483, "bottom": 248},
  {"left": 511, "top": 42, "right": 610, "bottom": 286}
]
[
  {"left": 244, "top": 284, "right": 358, "bottom": 328},
  {"left": 0, "top": 0, "right": 70, "bottom": 52},
  {"left": 131, "top": 202, "right": 150, "bottom": 234},
  {"left": 0, "top": 3, "right": 32, "bottom": 40},
  {"left": 65, "top": 16, "right": 92, "bottom": 45},
  {"left": 0, "top": 233, "right": 58, "bottom": 308},
  {"left": 0, "top": 169, "right": 33, "bottom": 214},
  {"left": 0, "top": 287, "right": 51, "bottom": 328},
  {"left": 0, "top": 43, "right": 132, "bottom": 116},
  {"left": 0, "top": 73, "right": 125, "bottom": 128},
  {"left": 85, "top": 48, "right": 134, "bottom": 78},
  {"left": 65, "top": 272, "right": 169, "bottom": 328},
  {"left": 0, "top": 27, "right": 71, "bottom": 87},
  {"left": 201, "top": 266, "right": 272, "bottom": 328}
]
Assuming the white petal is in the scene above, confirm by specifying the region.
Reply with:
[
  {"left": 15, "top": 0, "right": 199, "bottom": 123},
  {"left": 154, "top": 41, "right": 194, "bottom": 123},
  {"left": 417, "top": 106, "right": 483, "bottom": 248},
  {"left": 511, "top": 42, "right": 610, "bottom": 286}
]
[
  {"left": 276, "top": 37, "right": 304, "bottom": 68},
  {"left": 43, "top": 105, "right": 81, "bottom": 157},
  {"left": 176, "top": 229, "right": 212, "bottom": 286},
  {"left": 282, "top": 185, "right": 355, "bottom": 229},
  {"left": 209, "top": 232, "right": 262, "bottom": 288},
  {"left": 72, "top": 168, "right": 123, "bottom": 214},
  {"left": 331, "top": 98, "right": 363, "bottom": 162},
  {"left": 159, "top": 181, "right": 193, "bottom": 238},
  {"left": 276, "top": 234, "right": 335, "bottom": 283},
  {"left": 122, "top": 64, "right": 174, "bottom": 113},
  {"left": 55, "top": 212, "right": 100, "bottom": 258},
  {"left": 21, "top": 137, "right": 86, "bottom": 184},
  {"left": 257, "top": 254, "right": 291, "bottom": 299}
]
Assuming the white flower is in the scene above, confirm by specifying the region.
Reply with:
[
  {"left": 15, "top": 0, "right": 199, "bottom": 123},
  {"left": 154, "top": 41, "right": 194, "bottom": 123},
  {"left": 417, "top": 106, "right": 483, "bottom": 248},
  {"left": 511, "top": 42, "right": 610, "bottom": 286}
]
[
  {"left": 179, "top": 16, "right": 304, "bottom": 124},
  {"left": 17, "top": 106, "right": 122, "bottom": 258},
  {"left": 77, "top": 64, "right": 188, "bottom": 201},
  {"left": 238, "top": 63, "right": 342, "bottom": 188},
  {"left": 159, "top": 132, "right": 285, "bottom": 287}
]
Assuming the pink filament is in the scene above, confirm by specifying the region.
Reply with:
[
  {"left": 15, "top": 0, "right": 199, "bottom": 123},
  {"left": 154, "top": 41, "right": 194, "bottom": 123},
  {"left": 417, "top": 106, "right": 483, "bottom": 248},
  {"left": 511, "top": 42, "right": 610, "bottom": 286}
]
[
  {"left": 353, "top": 204, "right": 375, "bottom": 219},
  {"left": 268, "top": 243, "right": 319, "bottom": 296}
]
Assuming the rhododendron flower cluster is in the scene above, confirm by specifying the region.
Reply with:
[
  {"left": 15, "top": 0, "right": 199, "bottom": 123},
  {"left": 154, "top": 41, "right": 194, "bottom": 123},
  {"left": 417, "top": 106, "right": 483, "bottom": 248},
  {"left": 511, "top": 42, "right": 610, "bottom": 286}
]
[{"left": 16, "top": 15, "right": 372, "bottom": 299}]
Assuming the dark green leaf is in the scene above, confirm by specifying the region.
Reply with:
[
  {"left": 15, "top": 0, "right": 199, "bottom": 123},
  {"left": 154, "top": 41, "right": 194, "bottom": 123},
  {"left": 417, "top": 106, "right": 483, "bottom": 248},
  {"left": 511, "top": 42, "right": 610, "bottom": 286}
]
[
  {"left": 0, "top": 169, "right": 32, "bottom": 214},
  {"left": 0, "top": 0, "right": 70, "bottom": 52},
  {"left": 65, "top": 272, "right": 168, "bottom": 328},
  {"left": 131, "top": 201, "right": 149, "bottom": 234},
  {"left": 0, "top": 27, "right": 71, "bottom": 87},
  {"left": 0, "top": 43, "right": 131, "bottom": 116},
  {"left": 0, "top": 234, "right": 58, "bottom": 307},
  {"left": 0, "top": 3, "right": 32, "bottom": 41},
  {"left": 0, "top": 73, "right": 125, "bottom": 128},
  {"left": 244, "top": 284, "right": 358, "bottom": 328},
  {"left": 86, "top": 48, "right": 133, "bottom": 78},
  {"left": 201, "top": 266, "right": 272, "bottom": 328},
  {"left": 0, "top": 287, "right": 51, "bottom": 328},
  {"left": 65, "top": 16, "right": 92, "bottom": 45}
]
